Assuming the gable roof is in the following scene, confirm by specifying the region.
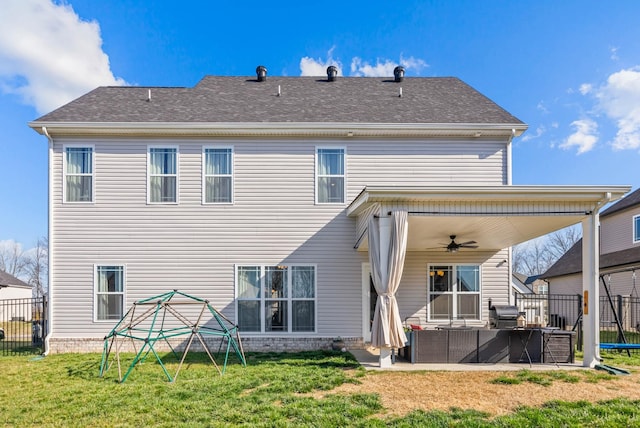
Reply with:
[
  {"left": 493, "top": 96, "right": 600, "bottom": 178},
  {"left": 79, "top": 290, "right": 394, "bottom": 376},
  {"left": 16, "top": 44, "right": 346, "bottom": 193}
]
[
  {"left": 601, "top": 187, "right": 640, "bottom": 217},
  {"left": 0, "top": 270, "right": 31, "bottom": 288},
  {"left": 542, "top": 238, "right": 640, "bottom": 279},
  {"left": 31, "top": 76, "right": 526, "bottom": 128}
]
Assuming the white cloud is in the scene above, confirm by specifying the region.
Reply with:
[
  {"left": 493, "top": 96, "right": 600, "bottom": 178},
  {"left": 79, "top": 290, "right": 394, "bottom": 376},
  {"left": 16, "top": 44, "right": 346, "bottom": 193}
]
[
  {"left": 350, "top": 55, "right": 428, "bottom": 77},
  {"left": 579, "top": 83, "right": 593, "bottom": 95},
  {"left": 610, "top": 46, "right": 619, "bottom": 61},
  {"left": 300, "top": 49, "right": 428, "bottom": 78},
  {"left": 560, "top": 119, "right": 598, "bottom": 154},
  {"left": 536, "top": 101, "right": 549, "bottom": 114},
  {"left": 299, "top": 47, "right": 343, "bottom": 76},
  {"left": 521, "top": 125, "right": 546, "bottom": 142},
  {"left": 0, "top": 0, "right": 126, "bottom": 114},
  {"left": 595, "top": 67, "right": 640, "bottom": 150}
]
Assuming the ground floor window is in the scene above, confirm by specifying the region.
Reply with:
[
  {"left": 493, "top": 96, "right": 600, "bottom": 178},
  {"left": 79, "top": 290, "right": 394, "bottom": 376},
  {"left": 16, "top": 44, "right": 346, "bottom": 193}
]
[
  {"left": 236, "top": 265, "right": 316, "bottom": 333},
  {"left": 95, "top": 265, "right": 125, "bottom": 321},
  {"left": 428, "top": 264, "right": 480, "bottom": 321}
]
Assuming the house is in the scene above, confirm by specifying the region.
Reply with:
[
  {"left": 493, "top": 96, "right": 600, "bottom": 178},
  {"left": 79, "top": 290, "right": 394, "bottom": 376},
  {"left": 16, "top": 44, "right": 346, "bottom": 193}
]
[
  {"left": 543, "top": 188, "right": 640, "bottom": 333},
  {"left": 0, "top": 270, "right": 33, "bottom": 321},
  {"left": 511, "top": 272, "right": 533, "bottom": 302},
  {"left": 29, "top": 66, "right": 629, "bottom": 367},
  {"left": 543, "top": 187, "right": 640, "bottom": 296}
]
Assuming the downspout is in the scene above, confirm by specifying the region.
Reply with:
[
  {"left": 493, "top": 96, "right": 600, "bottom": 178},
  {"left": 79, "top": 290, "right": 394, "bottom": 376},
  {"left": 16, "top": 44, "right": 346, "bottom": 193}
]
[
  {"left": 42, "top": 126, "right": 53, "bottom": 356},
  {"left": 506, "top": 128, "right": 515, "bottom": 185}
]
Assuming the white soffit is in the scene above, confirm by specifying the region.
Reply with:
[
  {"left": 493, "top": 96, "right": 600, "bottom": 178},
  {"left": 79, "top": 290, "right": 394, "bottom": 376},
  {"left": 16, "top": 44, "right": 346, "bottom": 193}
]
[{"left": 349, "top": 185, "right": 631, "bottom": 251}]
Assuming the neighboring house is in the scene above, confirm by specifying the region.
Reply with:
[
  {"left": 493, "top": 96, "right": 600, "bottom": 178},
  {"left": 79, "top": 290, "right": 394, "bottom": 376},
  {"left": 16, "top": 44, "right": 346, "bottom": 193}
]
[
  {"left": 511, "top": 272, "right": 532, "bottom": 302},
  {"left": 543, "top": 187, "right": 640, "bottom": 297},
  {"left": 29, "top": 66, "right": 628, "bottom": 367},
  {"left": 0, "top": 270, "right": 33, "bottom": 321}
]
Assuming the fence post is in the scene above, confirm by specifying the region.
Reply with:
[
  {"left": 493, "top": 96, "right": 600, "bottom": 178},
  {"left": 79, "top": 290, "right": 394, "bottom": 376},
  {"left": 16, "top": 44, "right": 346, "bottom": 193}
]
[{"left": 577, "top": 293, "right": 583, "bottom": 351}]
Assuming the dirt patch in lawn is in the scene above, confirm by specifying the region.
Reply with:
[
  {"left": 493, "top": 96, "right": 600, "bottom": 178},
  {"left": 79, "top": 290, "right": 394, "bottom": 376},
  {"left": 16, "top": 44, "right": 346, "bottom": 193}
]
[{"left": 313, "top": 369, "right": 640, "bottom": 417}]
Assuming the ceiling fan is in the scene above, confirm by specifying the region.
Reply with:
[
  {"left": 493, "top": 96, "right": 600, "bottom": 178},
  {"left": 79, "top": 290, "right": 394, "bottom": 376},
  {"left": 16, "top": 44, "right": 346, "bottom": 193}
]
[{"left": 443, "top": 235, "right": 478, "bottom": 253}]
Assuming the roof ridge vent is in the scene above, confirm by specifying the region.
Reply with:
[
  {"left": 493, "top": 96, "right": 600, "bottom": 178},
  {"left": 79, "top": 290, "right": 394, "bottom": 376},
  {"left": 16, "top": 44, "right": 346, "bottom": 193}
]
[
  {"left": 327, "top": 65, "right": 338, "bottom": 82},
  {"left": 256, "top": 65, "right": 267, "bottom": 82},
  {"left": 393, "top": 66, "right": 405, "bottom": 82}
]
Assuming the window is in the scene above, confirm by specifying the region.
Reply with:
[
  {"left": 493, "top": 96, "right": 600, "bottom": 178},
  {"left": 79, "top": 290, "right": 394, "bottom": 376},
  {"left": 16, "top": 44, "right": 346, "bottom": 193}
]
[
  {"left": 204, "top": 147, "right": 233, "bottom": 203},
  {"left": 428, "top": 265, "right": 480, "bottom": 321},
  {"left": 634, "top": 215, "right": 640, "bottom": 243},
  {"left": 316, "top": 147, "right": 345, "bottom": 203},
  {"left": 148, "top": 147, "right": 177, "bottom": 203},
  {"left": 64, "top": 146, "right": 93, "bottom": 202},
  {"left": 95, "top": 265, "right": 125, "bottom": 321},
  {"left": 236, "top": 265, "right": 316, "bottom": 333}
]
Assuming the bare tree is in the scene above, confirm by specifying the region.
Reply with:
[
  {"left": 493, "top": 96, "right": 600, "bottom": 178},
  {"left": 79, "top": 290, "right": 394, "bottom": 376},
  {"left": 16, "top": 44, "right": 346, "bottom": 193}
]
[
  {"left": 0, "top": 239, "right": 29, "bottom": 278},
  {"left": 513, "top": 225, "right": 581, "bottom": 277},
  {"left": 27, "top": 237, "right": 48, "bottom": 298}
]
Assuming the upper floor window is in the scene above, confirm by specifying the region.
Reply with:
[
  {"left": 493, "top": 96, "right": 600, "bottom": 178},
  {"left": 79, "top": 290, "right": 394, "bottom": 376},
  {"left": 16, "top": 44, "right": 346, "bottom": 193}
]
[
  {"left": 64, "top": 146, "right": 93, "bottom": 202},
  {"left": 634, "top": 215, "right": 640, "bottom": 243},
  {"left": 428, "top": 264, "right": 480, "bottom": 321},
  {"left": 95, "top": 265, "right": 125, "bottom": 321},
  {"left": 203, "top": 147, "right": 233, "bottom": 203},
  {"left": 316, "top": 147, "right": 345, "bottom": 204},
  {"left": 148, "top": 147, "right": 177, "bottom": 203}
]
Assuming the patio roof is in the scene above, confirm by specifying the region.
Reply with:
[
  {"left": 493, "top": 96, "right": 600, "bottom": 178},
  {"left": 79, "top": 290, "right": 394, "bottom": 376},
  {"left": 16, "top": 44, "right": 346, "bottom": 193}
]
[{"left": 347, "top": 185, "right": 631, "bottom": 252}]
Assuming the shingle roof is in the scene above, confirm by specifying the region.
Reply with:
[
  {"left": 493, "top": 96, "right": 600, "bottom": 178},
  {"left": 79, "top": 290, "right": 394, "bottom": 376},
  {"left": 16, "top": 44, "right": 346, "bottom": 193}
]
[
  {"left": 33, "top": 76, "right": 525, "bottom": 125},
  {"left": 542, "top": 239, "right": 640, "bottom": 278},
  {"left": 601, "top": 187, "right": 640, "bottom": 217},
  {"left": 0, "top": 270, "right": 31, "bottom": 288}
]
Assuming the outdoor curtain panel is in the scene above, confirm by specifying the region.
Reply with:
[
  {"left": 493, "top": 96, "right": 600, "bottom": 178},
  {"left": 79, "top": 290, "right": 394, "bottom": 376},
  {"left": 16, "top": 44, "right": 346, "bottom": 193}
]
[{"left": 368, "top": 210, "right": 408, "bottom": 349}]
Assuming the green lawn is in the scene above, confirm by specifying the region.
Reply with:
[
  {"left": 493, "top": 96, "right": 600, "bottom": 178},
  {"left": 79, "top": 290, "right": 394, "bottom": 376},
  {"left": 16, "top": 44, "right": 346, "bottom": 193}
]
[{"left": 1, "top": 351, "right": 639, "bottom": 427}]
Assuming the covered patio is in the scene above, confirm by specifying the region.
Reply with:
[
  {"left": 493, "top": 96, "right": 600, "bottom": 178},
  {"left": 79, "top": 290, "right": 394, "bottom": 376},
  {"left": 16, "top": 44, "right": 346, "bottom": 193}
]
[{"left": 347, "top": 185, "right": 631, "bottom": 368}]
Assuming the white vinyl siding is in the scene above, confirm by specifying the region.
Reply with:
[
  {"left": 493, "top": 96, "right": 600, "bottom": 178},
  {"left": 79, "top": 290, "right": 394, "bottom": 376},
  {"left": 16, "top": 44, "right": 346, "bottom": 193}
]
[
  {"left": 94, "top": 265, "right": 125, "bottom": 322},
  {"left": 49, "top": 138, "right": 509, "bottom": 339},
  {"left": 600, "top": 206, "right": 640, "bottom": 254},
  {"left": 316, "top": 147, "right": 345, "bottom": 204},
  {"left": 203, "top": 146, "right": 233, "bottom": 203},
  {"left": 148, "top": 146, "right": 178, "bottom": 203},
  {"left": 236, "top": 265, "right": 316, "bottom": 333},
  {"left": 64, "top": 146, "right": 94, "bottom": 202}
]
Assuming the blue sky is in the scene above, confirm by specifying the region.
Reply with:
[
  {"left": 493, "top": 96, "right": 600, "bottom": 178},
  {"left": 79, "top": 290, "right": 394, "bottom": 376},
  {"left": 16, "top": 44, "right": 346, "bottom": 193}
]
[{"left": 1, "top": 0, "right": 640, "bottom": 252}]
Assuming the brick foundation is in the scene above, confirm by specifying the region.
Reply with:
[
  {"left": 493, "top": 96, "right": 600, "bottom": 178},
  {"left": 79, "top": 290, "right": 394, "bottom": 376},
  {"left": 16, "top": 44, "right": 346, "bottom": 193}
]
[{"left": 46, "top": 336, "right": 365, "bottom": 354}]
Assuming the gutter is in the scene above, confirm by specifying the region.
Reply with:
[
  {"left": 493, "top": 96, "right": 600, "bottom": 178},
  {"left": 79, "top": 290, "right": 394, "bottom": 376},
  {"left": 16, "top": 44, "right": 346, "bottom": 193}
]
[
  {"left": 28, "top": 121, "right": 528, "bottom": 139},
  {"left": 41, "top": 127, "right": 53, "bottom": 356}
]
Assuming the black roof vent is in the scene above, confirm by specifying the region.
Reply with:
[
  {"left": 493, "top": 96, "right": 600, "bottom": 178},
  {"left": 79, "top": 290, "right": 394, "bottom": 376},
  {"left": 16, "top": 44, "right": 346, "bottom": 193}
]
[
  {"left": 327, "top": 65, "right": 338, "bottom": 82},
  {"left": 256, "top": 65, "right": 267, "bottom": 82},
  {"left": 393, "top": 66, "right": 405, "bottom": 82}
]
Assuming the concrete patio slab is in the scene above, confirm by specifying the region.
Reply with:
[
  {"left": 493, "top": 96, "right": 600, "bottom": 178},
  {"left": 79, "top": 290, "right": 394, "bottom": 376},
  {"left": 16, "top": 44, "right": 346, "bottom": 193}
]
[{"left": 350, "top": 347, "right": 586, "bottom": 371}]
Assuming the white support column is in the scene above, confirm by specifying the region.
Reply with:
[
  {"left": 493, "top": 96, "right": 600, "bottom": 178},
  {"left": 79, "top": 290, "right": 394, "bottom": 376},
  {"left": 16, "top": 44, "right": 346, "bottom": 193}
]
[
  {"left": 378, "top": 216, "right": 392, "bottom": 368},
  {"left": 582, "top": 213, "right": 600, "bottom": 367}
]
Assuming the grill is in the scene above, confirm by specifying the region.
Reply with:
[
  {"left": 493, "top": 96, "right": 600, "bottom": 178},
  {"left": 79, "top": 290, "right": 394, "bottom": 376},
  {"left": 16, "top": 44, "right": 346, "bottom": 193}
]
[{"left": 488, "top": 300, "right": 519, "bottom": 329}]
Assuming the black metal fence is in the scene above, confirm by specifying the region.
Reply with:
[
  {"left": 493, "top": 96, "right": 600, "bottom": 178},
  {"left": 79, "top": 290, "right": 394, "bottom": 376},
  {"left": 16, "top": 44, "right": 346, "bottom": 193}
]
[
  {"left": 514, "top": 293, "right": 640, "bottom": 353},
  {"left": 515, "top": 293, "right": 583, "bottom": 349},
  {"left": 0, "top": 296, "right": 47, "bottom": 355}
]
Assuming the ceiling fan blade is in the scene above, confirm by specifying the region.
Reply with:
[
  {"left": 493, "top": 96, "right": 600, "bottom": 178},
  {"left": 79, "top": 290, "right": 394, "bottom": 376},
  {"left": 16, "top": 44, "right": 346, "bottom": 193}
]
[
  {"left": 459, "top": 241, "right": 477, "bottom": 246},
  {"left": 460, "top": 244, "right": 479, "bottom": 249}
]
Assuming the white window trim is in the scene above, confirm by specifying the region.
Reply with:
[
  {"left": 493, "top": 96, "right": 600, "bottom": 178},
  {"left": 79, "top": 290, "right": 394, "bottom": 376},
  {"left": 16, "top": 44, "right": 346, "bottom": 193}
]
[
  {"left": 315, "top": 146, "right": 346, "bottom": 205},
  {"left": 202, "top": 145, "right": 234, "bottom": 205},
  {"left": 427, "top": 264, "right": 482, "bottom": 322},
  {"left": 634, "top": 214, "right": 640, "bottom": 244},
  {"left": 93, "top": 264, "right": 126, "bottom": 323},
  {"left": 235, "top": 264, "right": 317, "bottom": 334},
  {"left": 147, "top": 145, "right": 179, "bottom": 205},
  {"left": 62, "top": 144, "right": 95, "bottom": 204}
]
